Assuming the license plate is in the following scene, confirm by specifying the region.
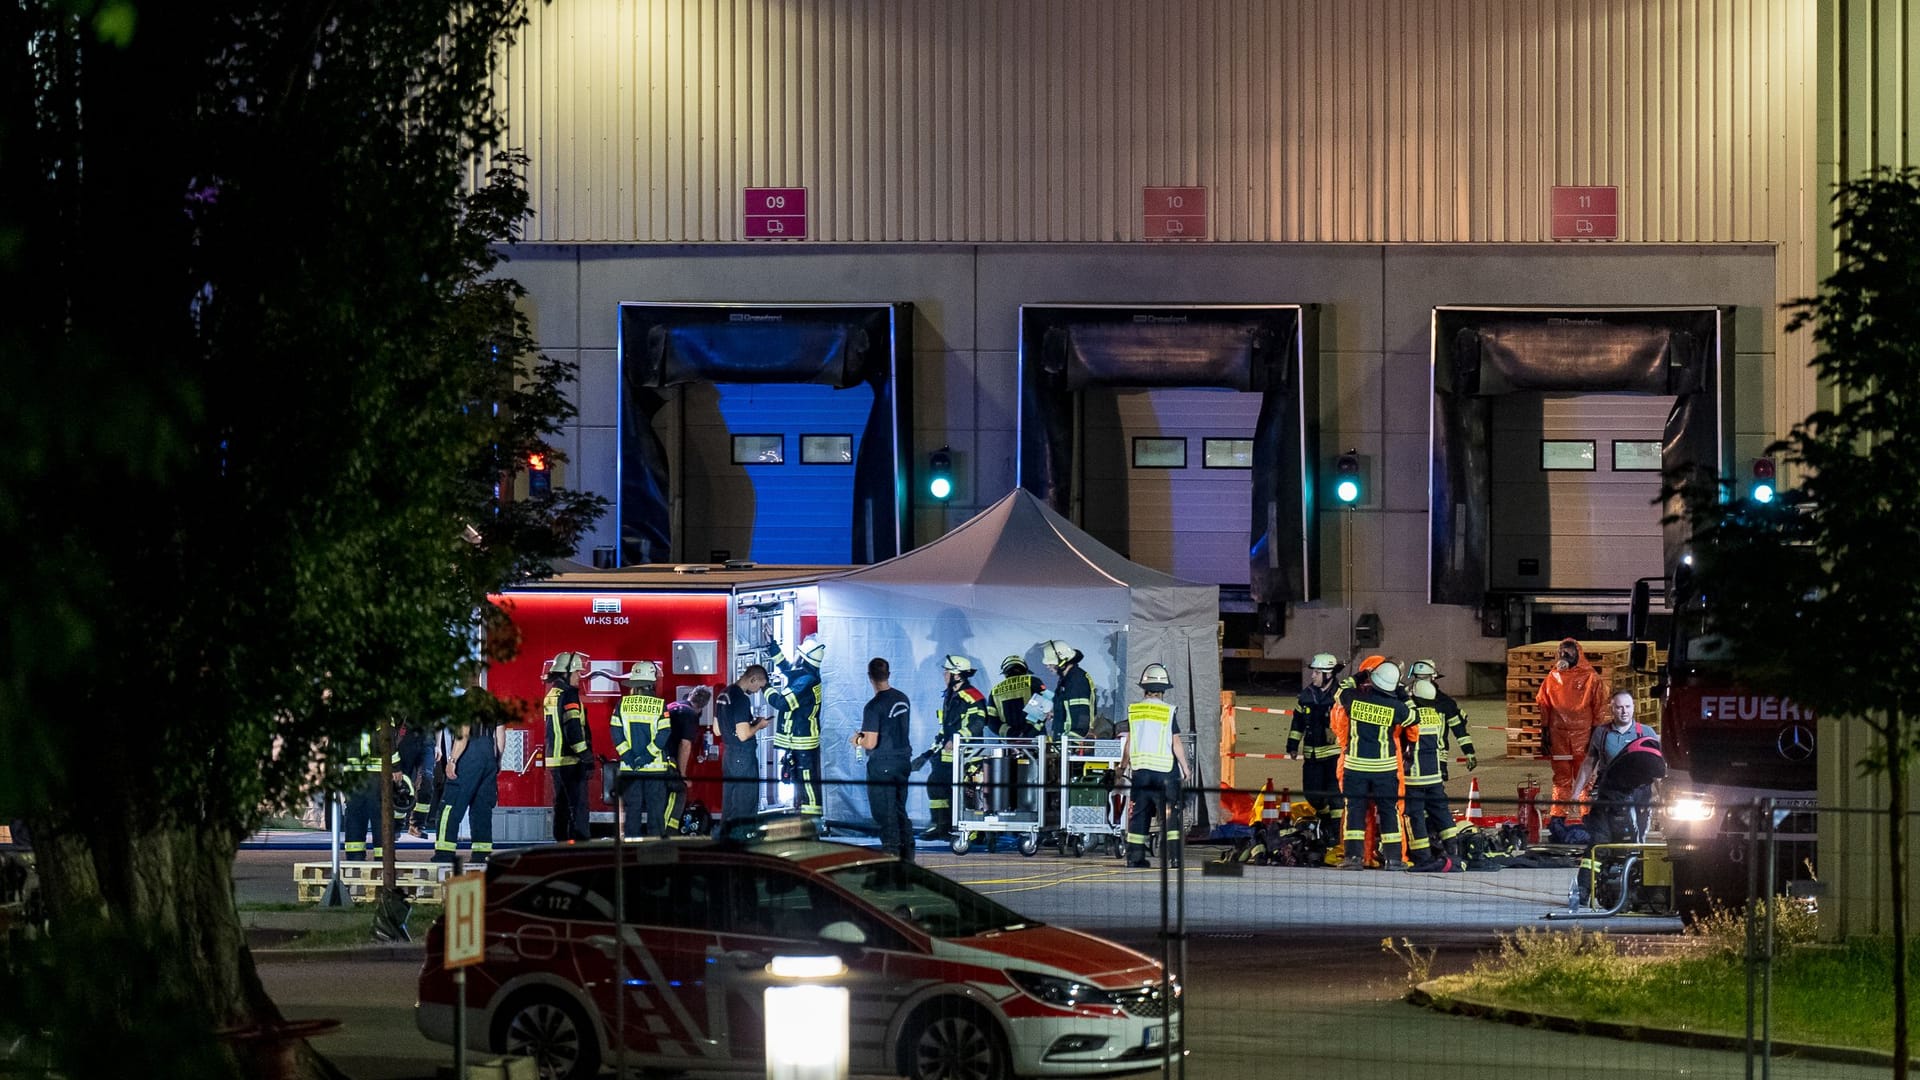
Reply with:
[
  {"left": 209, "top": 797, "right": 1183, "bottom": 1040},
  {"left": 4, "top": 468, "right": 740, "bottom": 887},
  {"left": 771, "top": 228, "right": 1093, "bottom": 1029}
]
[{"left": 1142, "top": 1025, "right": 1168, "bottom": 1048}]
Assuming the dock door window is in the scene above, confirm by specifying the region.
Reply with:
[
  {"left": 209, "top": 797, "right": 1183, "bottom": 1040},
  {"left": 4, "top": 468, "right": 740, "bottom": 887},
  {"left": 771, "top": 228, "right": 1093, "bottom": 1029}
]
[
  {"left": 731, "top": 434, "right": 785, "bottom": 465},
  {"left": 799, "top": 434, "right": 853, "bottom": 464},
  {"left": 1539, "top": 440, "right": 1596, "bottom": 471},
  {"left": 1131, "top": 437, "right": 1187, "bottom": 469}
]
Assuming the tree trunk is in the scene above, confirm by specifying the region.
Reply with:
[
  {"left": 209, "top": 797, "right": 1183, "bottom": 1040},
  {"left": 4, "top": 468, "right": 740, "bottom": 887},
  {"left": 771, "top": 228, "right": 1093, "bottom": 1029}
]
[
  {"left": 1890, "top": 715, "right": 1910, "bottom": 1080},
  {"left": 25, "top": 816, "right": 347, "bottom": 1080}
]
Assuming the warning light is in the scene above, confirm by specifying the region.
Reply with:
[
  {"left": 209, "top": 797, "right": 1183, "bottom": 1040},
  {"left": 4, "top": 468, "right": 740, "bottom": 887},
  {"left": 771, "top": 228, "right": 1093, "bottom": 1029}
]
[
  {"left": 1334, "top": 450, "right": 1363, "bottom": 505},
  {"left": 927, "top": 447, "right": 954, "bottom": 501},
  {"left": 528, "top": 450, "right": 551, "bottom": 497},
  {"left": 1749, "top": 457, "right": 1775, "bottom": 504}
]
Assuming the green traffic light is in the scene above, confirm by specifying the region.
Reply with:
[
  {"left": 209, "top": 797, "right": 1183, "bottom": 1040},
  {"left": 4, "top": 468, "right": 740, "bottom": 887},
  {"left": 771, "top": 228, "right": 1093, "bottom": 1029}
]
[
  {"left": 930, "top": 475, "right": 953, "bottom": 500},
  {"left": 1336, "top": 478, "right": 1360, "bottom": 504}
]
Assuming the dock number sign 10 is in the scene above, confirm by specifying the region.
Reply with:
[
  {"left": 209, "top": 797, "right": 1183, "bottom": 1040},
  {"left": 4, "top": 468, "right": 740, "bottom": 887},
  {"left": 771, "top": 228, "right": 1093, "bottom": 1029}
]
[
  {"left": 1143, "top": 186, "right": 1209, "bottom": 240},
  {"left": 744, "top": 187, "right": 808, "bottom": 239}
]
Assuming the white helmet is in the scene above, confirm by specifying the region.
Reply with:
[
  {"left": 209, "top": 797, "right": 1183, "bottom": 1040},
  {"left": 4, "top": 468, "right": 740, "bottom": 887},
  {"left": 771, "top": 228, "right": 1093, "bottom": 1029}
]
[
  {"left": 1041, "top": 640, "right": 1077, "bottom": 667},
  {"left": 1409, "top": 658, "right": 1440, "bottom": 681},
  {"left": 1000, "top": 654, "right": 1027, "bottom": 676},
  {"left": 1308, "top": 653, "right": 1339, "bottom": 671},
  {"left": 798, "top": 635, "right": 826, "bottom": 666},
  {"left": 549, "top": 651, "right": 588, "bottom": 676},
  {"left": 1369, "top": 661, "right": 1402, "bottom": 694},
  {"left": 621, "top": 660, "right": 661, "bottom": 684},
  {"left": 1411, "top": 678, "right": 1437, "bottom": 702},
  {"left": 942, "top": 654, "right": 976, "bottom": 676},
  {"left": 1138, "top": 663, "right": 1171, "bottom": 690}
]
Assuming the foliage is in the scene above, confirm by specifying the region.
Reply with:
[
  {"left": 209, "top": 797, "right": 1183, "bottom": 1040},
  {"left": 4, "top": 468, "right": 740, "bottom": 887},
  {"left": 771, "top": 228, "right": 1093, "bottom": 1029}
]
[
  {"left": 1668, "top": 167, "right": 1920, "bottom": 1077},
  {"left": 1430, "top": 927, "right": 1919, "bottom": 1054},
  {"left": 0, "top": 1, "right": 602, "bottom": 1074},
  {"left": 1670, "top": 167, "right": 1920, "bottom": 745}
]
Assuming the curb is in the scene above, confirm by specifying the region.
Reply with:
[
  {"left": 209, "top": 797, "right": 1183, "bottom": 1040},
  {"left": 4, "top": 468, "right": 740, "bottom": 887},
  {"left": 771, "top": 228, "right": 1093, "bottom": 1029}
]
[
  {"left": 1409, "top": 979, "right": 1914, "bottom": 1070},
  {"left": 252, "top": 943, "right": 426, "bottom": 965}
]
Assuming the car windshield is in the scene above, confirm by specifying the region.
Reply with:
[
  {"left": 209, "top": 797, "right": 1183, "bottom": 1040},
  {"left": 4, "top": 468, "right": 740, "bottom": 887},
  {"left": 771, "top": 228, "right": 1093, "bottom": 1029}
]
[{"left": 825, "top": 860, "right": 1037, "bottom": 940}]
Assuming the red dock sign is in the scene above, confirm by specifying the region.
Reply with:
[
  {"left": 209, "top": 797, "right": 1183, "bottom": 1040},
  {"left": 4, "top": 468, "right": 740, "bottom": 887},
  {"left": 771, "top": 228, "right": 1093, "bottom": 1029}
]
[
  {"left": 744, "top": 187, "right": 808, "bottom": 239},
  {"left": 1143, "top": 187, "right": 1209, "bottom": 240},
  {"left": 1550, "top": 186, "right": 1619, "bottom": 240}
]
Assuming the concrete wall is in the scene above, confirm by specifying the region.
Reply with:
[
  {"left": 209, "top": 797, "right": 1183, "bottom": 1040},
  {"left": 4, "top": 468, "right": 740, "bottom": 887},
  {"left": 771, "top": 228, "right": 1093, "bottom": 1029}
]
[
  {"left": 504, "top": 240, "right": 1774, "bottom": 677},
  {"left": 1818, "top": 713, "right": 1920, "bottom": 941}
]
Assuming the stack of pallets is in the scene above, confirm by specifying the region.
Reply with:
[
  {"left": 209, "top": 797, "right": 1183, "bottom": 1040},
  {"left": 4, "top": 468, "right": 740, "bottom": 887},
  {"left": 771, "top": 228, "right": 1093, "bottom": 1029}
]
[
  {"left": 1504, "top": 641, "right": 1664, "bottom": 758},
  {"left": 294, "top": 861, "right": 452, "bottom": 904}
]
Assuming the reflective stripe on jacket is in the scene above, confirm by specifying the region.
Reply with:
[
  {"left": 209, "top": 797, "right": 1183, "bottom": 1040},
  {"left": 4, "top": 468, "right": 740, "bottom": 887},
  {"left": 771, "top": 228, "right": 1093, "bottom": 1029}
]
[
  {"left": 612, "top": 693, "right": 669, "bottom": 772},
  {"left": 1128, "top": 700, "right": 1177, "bottom": 773}
]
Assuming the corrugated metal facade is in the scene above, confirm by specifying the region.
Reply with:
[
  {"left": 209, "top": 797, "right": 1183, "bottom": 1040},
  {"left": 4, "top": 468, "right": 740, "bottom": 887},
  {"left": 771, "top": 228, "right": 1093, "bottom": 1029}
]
[{"left": 492, "top": 0, "right": 1819, "bottom": 427}]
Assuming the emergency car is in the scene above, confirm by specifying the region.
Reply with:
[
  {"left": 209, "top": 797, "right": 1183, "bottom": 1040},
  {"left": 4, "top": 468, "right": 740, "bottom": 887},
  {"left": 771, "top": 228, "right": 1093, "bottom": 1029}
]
[{"left": 416, "top": 820, "right": 1181, "bottom": 1080}]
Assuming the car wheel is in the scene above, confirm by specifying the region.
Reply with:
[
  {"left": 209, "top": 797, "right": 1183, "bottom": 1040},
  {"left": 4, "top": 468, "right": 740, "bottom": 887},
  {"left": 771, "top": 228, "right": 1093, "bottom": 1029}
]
[
  {"left": 496, "top": 990, "right": 601, "bottom": 1080},
  {"left": 905, "top": 1002, "right": 1009, "bottom": 1080}
]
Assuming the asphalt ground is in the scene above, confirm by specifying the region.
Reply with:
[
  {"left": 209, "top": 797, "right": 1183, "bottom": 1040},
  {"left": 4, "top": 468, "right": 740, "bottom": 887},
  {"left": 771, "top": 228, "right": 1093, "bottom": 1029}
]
[{"left": 259, "top": 933, "right": 1881, "bottom": 1080}]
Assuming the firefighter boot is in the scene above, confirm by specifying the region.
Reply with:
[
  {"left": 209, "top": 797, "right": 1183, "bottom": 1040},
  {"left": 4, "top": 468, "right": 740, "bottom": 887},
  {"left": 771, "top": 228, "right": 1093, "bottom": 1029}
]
[
  {"left": 920, "top": 805, "right": 953, "bottom": 842},
  {"left": 1406, "top": 847, "right": 1450, "bottom": 873},
  {"left": 1445, "top": 837, "right": 1467, "bottom": 872},
  {"left": 1338, "top": 839, "right": 1366, "bottom": 870}
]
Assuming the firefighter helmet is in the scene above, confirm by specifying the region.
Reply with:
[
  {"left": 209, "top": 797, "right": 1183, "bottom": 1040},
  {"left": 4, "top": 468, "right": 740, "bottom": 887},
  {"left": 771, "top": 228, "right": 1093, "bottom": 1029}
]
[
  {"left": 942, "top": 654, "right": 976, "bottom": 676},
  {"left": 1000, "top": 654, "right": 1027, "bottom": 676},
  {"left": 390, "top": 775, "right": 416, "bottom": 822},
  {"left": 621, "top": 660, "right": 660, "bottom": 685},
  {"left": 549, "top": 651, "right": 588, "bottom": 677},
  {"left": 1409, "top": 658, "right": 1441, "bottom": 680},
  {"left": 1041, "top": 640, "right": 1077, "bottom": 667},
  {"left": 1308, "top": 653, "right": 1339, "bottom": 671},
  {"left": 1138, "top": 663, "right": 1172, "bottom": 690},
  {"left": 798, "top": 635, "right": 826, "bottom": 666},
  {"left": 1411, "top": 678, "right": 1437, "bottom": 702},
  {"left": 1369, "top": 661, "right": 1402, "bottom": 693}
]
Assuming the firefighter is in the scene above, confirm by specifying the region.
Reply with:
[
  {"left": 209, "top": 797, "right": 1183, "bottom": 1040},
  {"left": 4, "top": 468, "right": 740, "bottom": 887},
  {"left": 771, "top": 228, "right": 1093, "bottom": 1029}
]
[
  {"left": 1409, "top": 659, "right": 1479, "bottom": 775},
  {"left": 1403, "top": 680, "right": 1461, "bottom": 872},
  {"left": 989, "top": 655, "right": 1045, "bottom": 738},
  {"left": 611, "top": 661, "right": 678, "bottom": 838},
  {"left": 1336, "top": 661, "right": 1414, "bottom": 870},
  {"left": 921, "top": 654, "right": 988, "bottom": 842},
  {"left": 1043, "top": 640, "right": 1094, "bottom": 738},
  {"left": 1288, "top": 653, "right": 1344, "bottom": 824},
  {"left": 543, "top": 651, "right": 594, "bottom": 843},
  {"left": 1329, "top": 654, "right": 1388, "bottom": 865},
  {"left": 396, "top": 719, "right": 436, "bottom": 838},
  {"left": 1121, "top": 663, "right": 1193, "bottom": 869},
  {"left": 1534, "top": 637, "right": 1610, "bottom": 824},
  {"left": 342, "top": 723, "right": 401, "bottom": 860},
  {"left": 715, "top": 666, "right": 772, "bottom": 828},
  {"left": 770, "top": 635, "right": 826, "bottom": 822},
  {"left": 433, "top": 713, "right": 504, "bottom": 864}
]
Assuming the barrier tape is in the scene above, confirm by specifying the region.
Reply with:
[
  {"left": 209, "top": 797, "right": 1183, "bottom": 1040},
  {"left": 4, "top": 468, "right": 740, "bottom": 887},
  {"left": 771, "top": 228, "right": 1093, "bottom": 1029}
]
[
  {"left": 1225, "top": 753, "right": 1475, "bottom": 762},
  {"left": 1232, "top": 705, "right": 1294, "bottom": 716}
]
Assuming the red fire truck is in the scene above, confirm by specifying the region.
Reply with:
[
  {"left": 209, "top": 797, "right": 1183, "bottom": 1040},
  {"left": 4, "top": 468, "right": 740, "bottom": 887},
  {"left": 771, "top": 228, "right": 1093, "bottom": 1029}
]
[
  {"left": 484, "top": 563, "right": 828, "bottom": 842},
  {"left": 1628, "top": 574, "right": 1819, "bottom": 918}
]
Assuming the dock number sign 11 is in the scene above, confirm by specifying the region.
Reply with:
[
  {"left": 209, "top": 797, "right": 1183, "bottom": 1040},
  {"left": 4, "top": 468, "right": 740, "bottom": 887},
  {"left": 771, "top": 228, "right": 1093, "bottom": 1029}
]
[
  {"left": 744, "top": 187, "right": 808, "bottom": 239},
  {"left": 1550, "top": 186, "right": 1619, "bottom": 240},
  {"left": 444, "top": 872, "right": 486, "bottom": 969}
]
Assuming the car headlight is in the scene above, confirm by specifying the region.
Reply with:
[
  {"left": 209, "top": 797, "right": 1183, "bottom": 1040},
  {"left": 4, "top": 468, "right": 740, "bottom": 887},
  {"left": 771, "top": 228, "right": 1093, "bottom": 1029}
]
[
  {"left": 1009, "top": 970, "right": 1117, "bottom": 1008},
  {"left": 1666, "top": 793, "right": 1717, "bottom": 822}
]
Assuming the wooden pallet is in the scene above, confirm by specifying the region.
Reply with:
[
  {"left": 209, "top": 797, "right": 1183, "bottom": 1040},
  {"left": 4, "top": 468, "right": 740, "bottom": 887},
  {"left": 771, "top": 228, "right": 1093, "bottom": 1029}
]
[{"left": 293, "top": 861, "right": 451, "bottom": 905}]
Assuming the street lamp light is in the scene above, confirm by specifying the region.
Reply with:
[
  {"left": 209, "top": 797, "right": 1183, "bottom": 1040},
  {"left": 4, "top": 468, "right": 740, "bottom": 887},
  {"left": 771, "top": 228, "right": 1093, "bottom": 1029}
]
[{"left": 765, "top": 954, "right": 849, "bottom": 1080}]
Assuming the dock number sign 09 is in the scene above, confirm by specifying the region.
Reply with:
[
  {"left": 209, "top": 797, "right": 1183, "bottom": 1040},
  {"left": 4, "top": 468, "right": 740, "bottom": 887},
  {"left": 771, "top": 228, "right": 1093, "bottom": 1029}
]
[
  {"left": 744, "top": 187, "right": 808, "bottom": 239},
  {"left": 444, "top": 872, "right": 486, "bottom": 969}
]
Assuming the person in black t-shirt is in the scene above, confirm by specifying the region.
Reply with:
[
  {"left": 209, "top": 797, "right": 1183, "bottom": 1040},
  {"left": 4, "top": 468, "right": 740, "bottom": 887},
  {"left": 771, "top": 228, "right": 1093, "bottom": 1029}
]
[
  {"left": 715, "top": 667, "right": 771, "bottom": 827},
  {"left": 855, "top": 656, "right": 914, "bottom": 861}
]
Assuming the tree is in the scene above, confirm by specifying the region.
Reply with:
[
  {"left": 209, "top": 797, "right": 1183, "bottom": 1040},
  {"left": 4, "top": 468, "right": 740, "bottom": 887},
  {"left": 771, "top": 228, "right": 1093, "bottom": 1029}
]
[
  {"left": 0, "top": 3, "right": 602, "bottom": 1077},
  {"left": 1676, "top": 167, "right": 1920, "bottom": 1077}
]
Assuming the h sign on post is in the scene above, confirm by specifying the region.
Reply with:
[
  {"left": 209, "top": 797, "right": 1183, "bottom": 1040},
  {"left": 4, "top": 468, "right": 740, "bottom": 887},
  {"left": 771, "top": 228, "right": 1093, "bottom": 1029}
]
[{"left": 444, "top": 872, "right": 486, "bottom": 969}]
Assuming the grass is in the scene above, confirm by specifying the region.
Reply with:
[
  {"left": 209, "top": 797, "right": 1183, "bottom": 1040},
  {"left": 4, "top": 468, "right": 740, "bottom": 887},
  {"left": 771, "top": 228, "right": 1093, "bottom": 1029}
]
[
  {"left": 241, "top": 902, "right": 443, "bottom": 949},
  {"left": 1422, "top": 902, "right": 1919, "bottom": 1054}
]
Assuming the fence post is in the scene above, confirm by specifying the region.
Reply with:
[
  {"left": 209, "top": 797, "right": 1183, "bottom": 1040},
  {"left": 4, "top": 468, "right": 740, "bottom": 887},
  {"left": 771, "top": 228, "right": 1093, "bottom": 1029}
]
[
  {"left": 1761, "top": 797, "right": 1776, "bottom": 1080},
  {"left": 1744, "top": 798, "right": 1761, "bottom": 1080}
]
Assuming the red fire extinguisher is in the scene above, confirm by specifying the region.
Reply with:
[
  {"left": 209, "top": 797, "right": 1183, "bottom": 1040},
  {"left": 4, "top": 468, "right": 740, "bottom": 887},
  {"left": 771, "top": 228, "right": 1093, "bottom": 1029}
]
[{"left": 1517, "top": 776, "right": 1543, "bottom": 844}]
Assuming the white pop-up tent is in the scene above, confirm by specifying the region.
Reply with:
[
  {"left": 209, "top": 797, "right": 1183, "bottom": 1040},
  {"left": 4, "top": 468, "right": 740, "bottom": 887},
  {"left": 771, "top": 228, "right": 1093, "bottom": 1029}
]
[{"left": 813, "top": 489, "right": 1222, "bottom": 830}]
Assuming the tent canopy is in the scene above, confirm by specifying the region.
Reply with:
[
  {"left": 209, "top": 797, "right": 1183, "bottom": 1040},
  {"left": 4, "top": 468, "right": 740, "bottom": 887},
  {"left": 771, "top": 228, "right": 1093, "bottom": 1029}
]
[{"left": 814, "top": 489, "right": 1223, "bottom": 827}]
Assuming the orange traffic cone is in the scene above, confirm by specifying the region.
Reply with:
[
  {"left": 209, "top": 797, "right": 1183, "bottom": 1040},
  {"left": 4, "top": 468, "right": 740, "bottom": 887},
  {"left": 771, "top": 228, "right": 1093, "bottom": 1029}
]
[
  {"left": 1463, "top": 776, "right": 1483, "bottom": 825},
  {"left": 1260, "top": 779, "right": 1281, "bottom": 826}
]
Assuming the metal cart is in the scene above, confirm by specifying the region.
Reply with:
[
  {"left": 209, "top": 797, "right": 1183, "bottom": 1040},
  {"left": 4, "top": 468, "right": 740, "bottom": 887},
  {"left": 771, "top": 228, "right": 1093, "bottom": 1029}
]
[
  {"left": 949, "top": 734, "right": 1047, "bottom": 856},
  {"left": 1054, "top": 732, "right": 1203, "bottom": 859},
  {"left": 1055, "top": 736, "right": 1127, "bottom": 857}
]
